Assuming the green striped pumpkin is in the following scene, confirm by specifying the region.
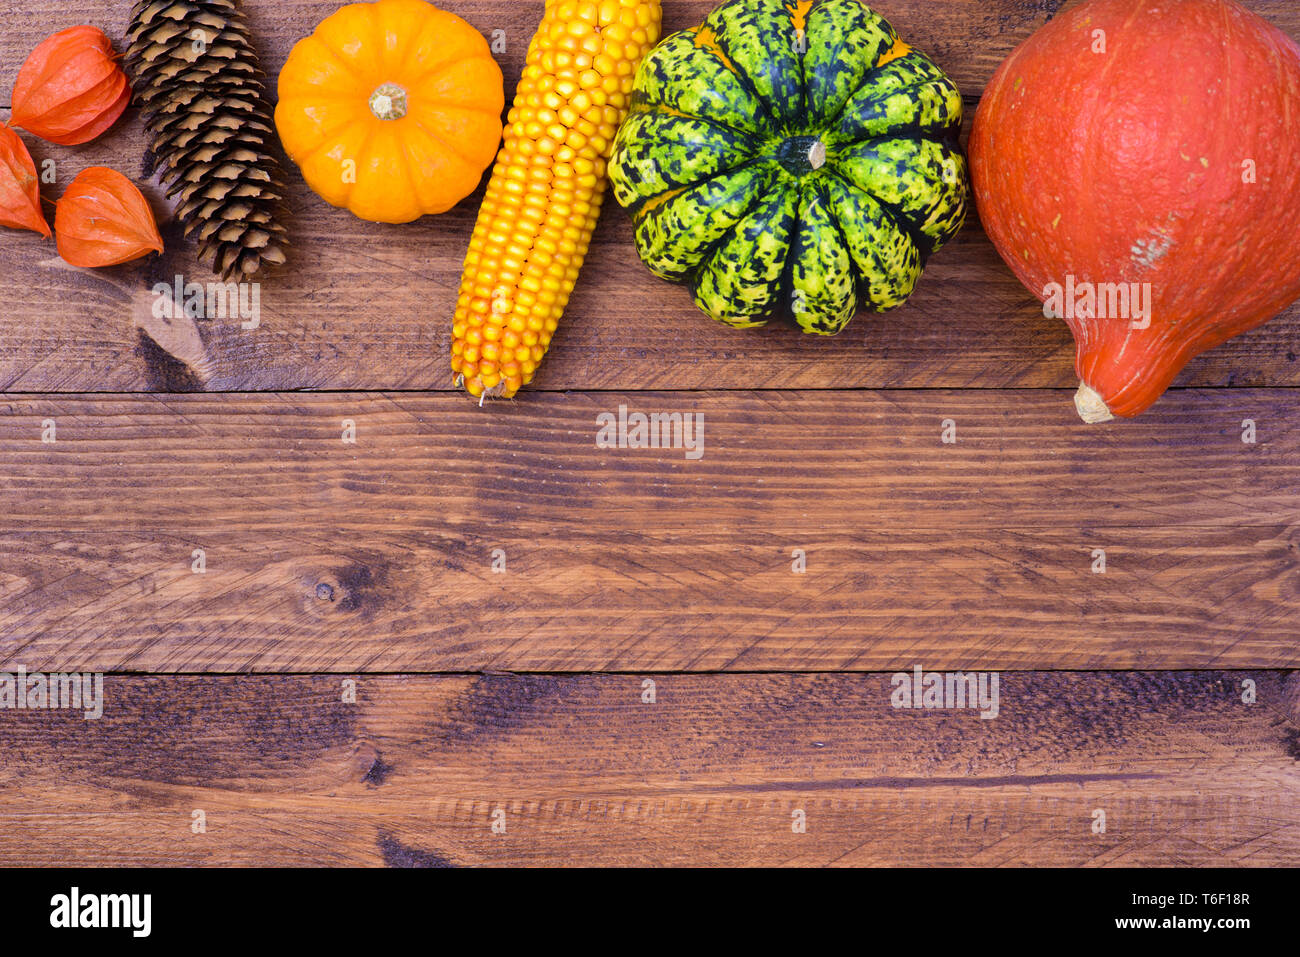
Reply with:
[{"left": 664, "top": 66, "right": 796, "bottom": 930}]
[{"left": 609, "top": 0, "right": 968, "bottom": 335}]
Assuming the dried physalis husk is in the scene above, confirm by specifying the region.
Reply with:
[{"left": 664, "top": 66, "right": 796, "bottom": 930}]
[
  {"left": 55, "top": 167, "right": 164, "bottom": 267},
  {"left": 11, "top": 26, "right": 131, "bottom": 146},
  {"left": 0, "top": 122, "right": 50, "bottom": 237}
]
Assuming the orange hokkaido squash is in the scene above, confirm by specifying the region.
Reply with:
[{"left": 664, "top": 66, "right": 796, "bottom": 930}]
[
  {"left": 970, "top": 0, "right": 1300, "bottom": 421},
  {"left": 275, "top": 0, "right": 504, "bottom": 224}
]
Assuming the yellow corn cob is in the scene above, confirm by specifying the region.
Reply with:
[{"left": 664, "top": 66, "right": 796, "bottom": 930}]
[{"left": 452, "top": 0, "right": 663, "bottom": 400}]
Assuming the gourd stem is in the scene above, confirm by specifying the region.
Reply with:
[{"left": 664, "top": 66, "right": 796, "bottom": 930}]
[
  {"left": 369, "top": 83, "right": 408, "bottom": 121},
  {"left": 807, "top": 139, "right": 826, "bottom": 170},
  {"left": 1074, "top": 381, "right": 1115, "bottom": 424}
]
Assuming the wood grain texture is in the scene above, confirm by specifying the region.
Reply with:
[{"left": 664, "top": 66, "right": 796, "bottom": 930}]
[
  {"left": 0, "top": 672, "right": 1296, "bottom": 866},
  {"left": 0, "top": 1, "right": 1297, "bottom": 393},
  {"left": 2, "top": 0, "right": 1299, "bottom": 872},
  {"left": 2, "top": 391, "right": 1297, "bottom": 672}
]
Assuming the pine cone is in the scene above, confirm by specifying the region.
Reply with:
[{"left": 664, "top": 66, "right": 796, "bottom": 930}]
[{"left": 125, "top": 0, "right": 288, "bottom": 281}]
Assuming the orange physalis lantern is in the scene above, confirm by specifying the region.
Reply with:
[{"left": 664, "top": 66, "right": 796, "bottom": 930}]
[
  {"left": 0, "top": 122, "right": 51, "bottom": 237},
  {"left": 11, "top": 26, "right": 131, "bottom": 146},
  {"left": 55, "top": 167, "right": 164, "bottom": 268}
]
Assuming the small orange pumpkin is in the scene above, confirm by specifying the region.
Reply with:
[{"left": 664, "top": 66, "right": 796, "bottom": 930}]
[{"left": 275, "top": 0, "right": 504, "bottom": 224}]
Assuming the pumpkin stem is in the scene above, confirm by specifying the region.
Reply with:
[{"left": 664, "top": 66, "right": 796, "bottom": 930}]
[
  {"left": 369, "top": 83, "right": 409, "bottom": 121},
  {"left": 1074, "top": 381, "right": 1115, "bottom": 424}
]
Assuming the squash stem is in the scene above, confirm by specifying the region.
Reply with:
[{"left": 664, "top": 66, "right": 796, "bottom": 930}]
[
  {"left": 1074, "top": 381, "right": 1115, "bottom": 424},
  {"left": 369, "top": 83, "right": 409, "bottom": 121}
]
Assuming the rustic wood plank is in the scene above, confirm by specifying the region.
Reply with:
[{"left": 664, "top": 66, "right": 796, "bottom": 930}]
[
  {"left": 2, "top": 524, "right": 1297, "bottom": 672},
  {"left": 0, "top": 672, "right": 1295, "bottom": 866},
  {"left": 0, "top": 1, "right": 1297, "bottom": 393},
  {"left": 2, "top": 390, "right": 1297, "bottom": 672}
]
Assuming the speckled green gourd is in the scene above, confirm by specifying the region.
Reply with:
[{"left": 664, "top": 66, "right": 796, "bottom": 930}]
[{"left": 609, "top": 0, "right": 968, "bottom": 334}]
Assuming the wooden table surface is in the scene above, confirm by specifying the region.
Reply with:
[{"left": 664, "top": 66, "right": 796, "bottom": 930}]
[{"left": 1, "top": 0, "right": 1298, "bottom": 867}]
